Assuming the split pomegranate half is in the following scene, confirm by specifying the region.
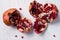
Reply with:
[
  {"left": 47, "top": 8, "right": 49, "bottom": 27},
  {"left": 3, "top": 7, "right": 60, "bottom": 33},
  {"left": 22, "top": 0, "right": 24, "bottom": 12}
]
[{"left": 3, "top": 8, "right": 21, "bottom": 26}]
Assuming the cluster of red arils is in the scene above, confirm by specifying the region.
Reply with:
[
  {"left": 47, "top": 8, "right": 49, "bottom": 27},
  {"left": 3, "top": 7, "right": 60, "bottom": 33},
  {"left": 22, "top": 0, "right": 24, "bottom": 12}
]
[{"left": 3, "top": 0, "right": 58, "bottom": 34}]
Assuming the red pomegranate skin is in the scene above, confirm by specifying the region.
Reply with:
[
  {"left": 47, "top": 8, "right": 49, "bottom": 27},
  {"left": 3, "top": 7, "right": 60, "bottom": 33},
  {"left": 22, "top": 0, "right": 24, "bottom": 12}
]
[{"left": 3, "top": 8, "right": 21, "bottom": 26}]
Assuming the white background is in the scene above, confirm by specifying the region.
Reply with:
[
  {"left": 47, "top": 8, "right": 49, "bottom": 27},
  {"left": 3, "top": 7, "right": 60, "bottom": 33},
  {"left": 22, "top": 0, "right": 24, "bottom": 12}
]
[{"left": 0, "top": 0, "right": 60, "bottom": 40}]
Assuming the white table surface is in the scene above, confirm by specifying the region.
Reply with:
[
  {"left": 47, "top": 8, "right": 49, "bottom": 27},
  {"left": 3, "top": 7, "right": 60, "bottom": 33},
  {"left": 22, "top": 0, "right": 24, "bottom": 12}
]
[{"left": 0, "top": 0, "right": 60, "bottom": 40}]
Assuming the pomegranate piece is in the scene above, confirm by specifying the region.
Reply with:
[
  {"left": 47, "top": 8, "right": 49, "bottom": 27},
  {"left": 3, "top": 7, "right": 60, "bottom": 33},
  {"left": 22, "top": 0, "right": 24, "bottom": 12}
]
[
  {"left": 41, "top": 3, "right": 58, "bottom": 22},
  {"left": 29, "top": 0, "right": 43, "bottom": 18},
  {"left": 44, "top": 3, "right": 58, "bottom": 13},
  {"left": 17, "top": 18, "right": 32, "bottom": 33},
  {"left": 3, "top": 8, "right": 21, "bottom": 26},
  {"left": 34, "top": 18, "right": 48, "bottom": 34}
]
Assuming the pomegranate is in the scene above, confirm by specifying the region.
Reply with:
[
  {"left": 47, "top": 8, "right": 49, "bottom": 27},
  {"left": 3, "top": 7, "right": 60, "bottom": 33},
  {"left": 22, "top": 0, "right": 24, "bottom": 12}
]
[
  {"left": 29, "top": 0, "right": 43, "bottom": 18},
  {"left": 34, "top": 18, "right": 48, "bottom": 34},
  {"left": 17, "top": 18, "right": 32, "bottom": 33},
  {"left": 43, "top": 3, "right": 58, "bottom": 22},
  {"left": 29, "top": 1, "right": 58, "bottom": 23},
  {"left": 3, "top": 8, "right": 21, "bottom": 26}
]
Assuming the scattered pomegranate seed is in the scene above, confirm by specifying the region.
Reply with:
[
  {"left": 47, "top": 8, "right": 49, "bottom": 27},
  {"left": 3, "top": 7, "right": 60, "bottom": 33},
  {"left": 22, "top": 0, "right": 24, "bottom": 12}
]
[
  {"left": 15, "top": 35, "right": 18, "bottom": 37},
  {"left": 21, "top": 36, "right": 24, "bottom": 39},
  {"left": 53, "top": 35, "right": 56, "bottom": 37},
  {"left": 19, "top": 8, "right": 22, "bottom": 10}
]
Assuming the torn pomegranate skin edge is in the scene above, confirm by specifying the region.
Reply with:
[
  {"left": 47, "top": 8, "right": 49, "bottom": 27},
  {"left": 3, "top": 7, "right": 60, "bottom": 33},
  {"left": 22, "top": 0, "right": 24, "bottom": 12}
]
[{"left": 17, "top": 18, "right": 33, "bottom": 33}]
